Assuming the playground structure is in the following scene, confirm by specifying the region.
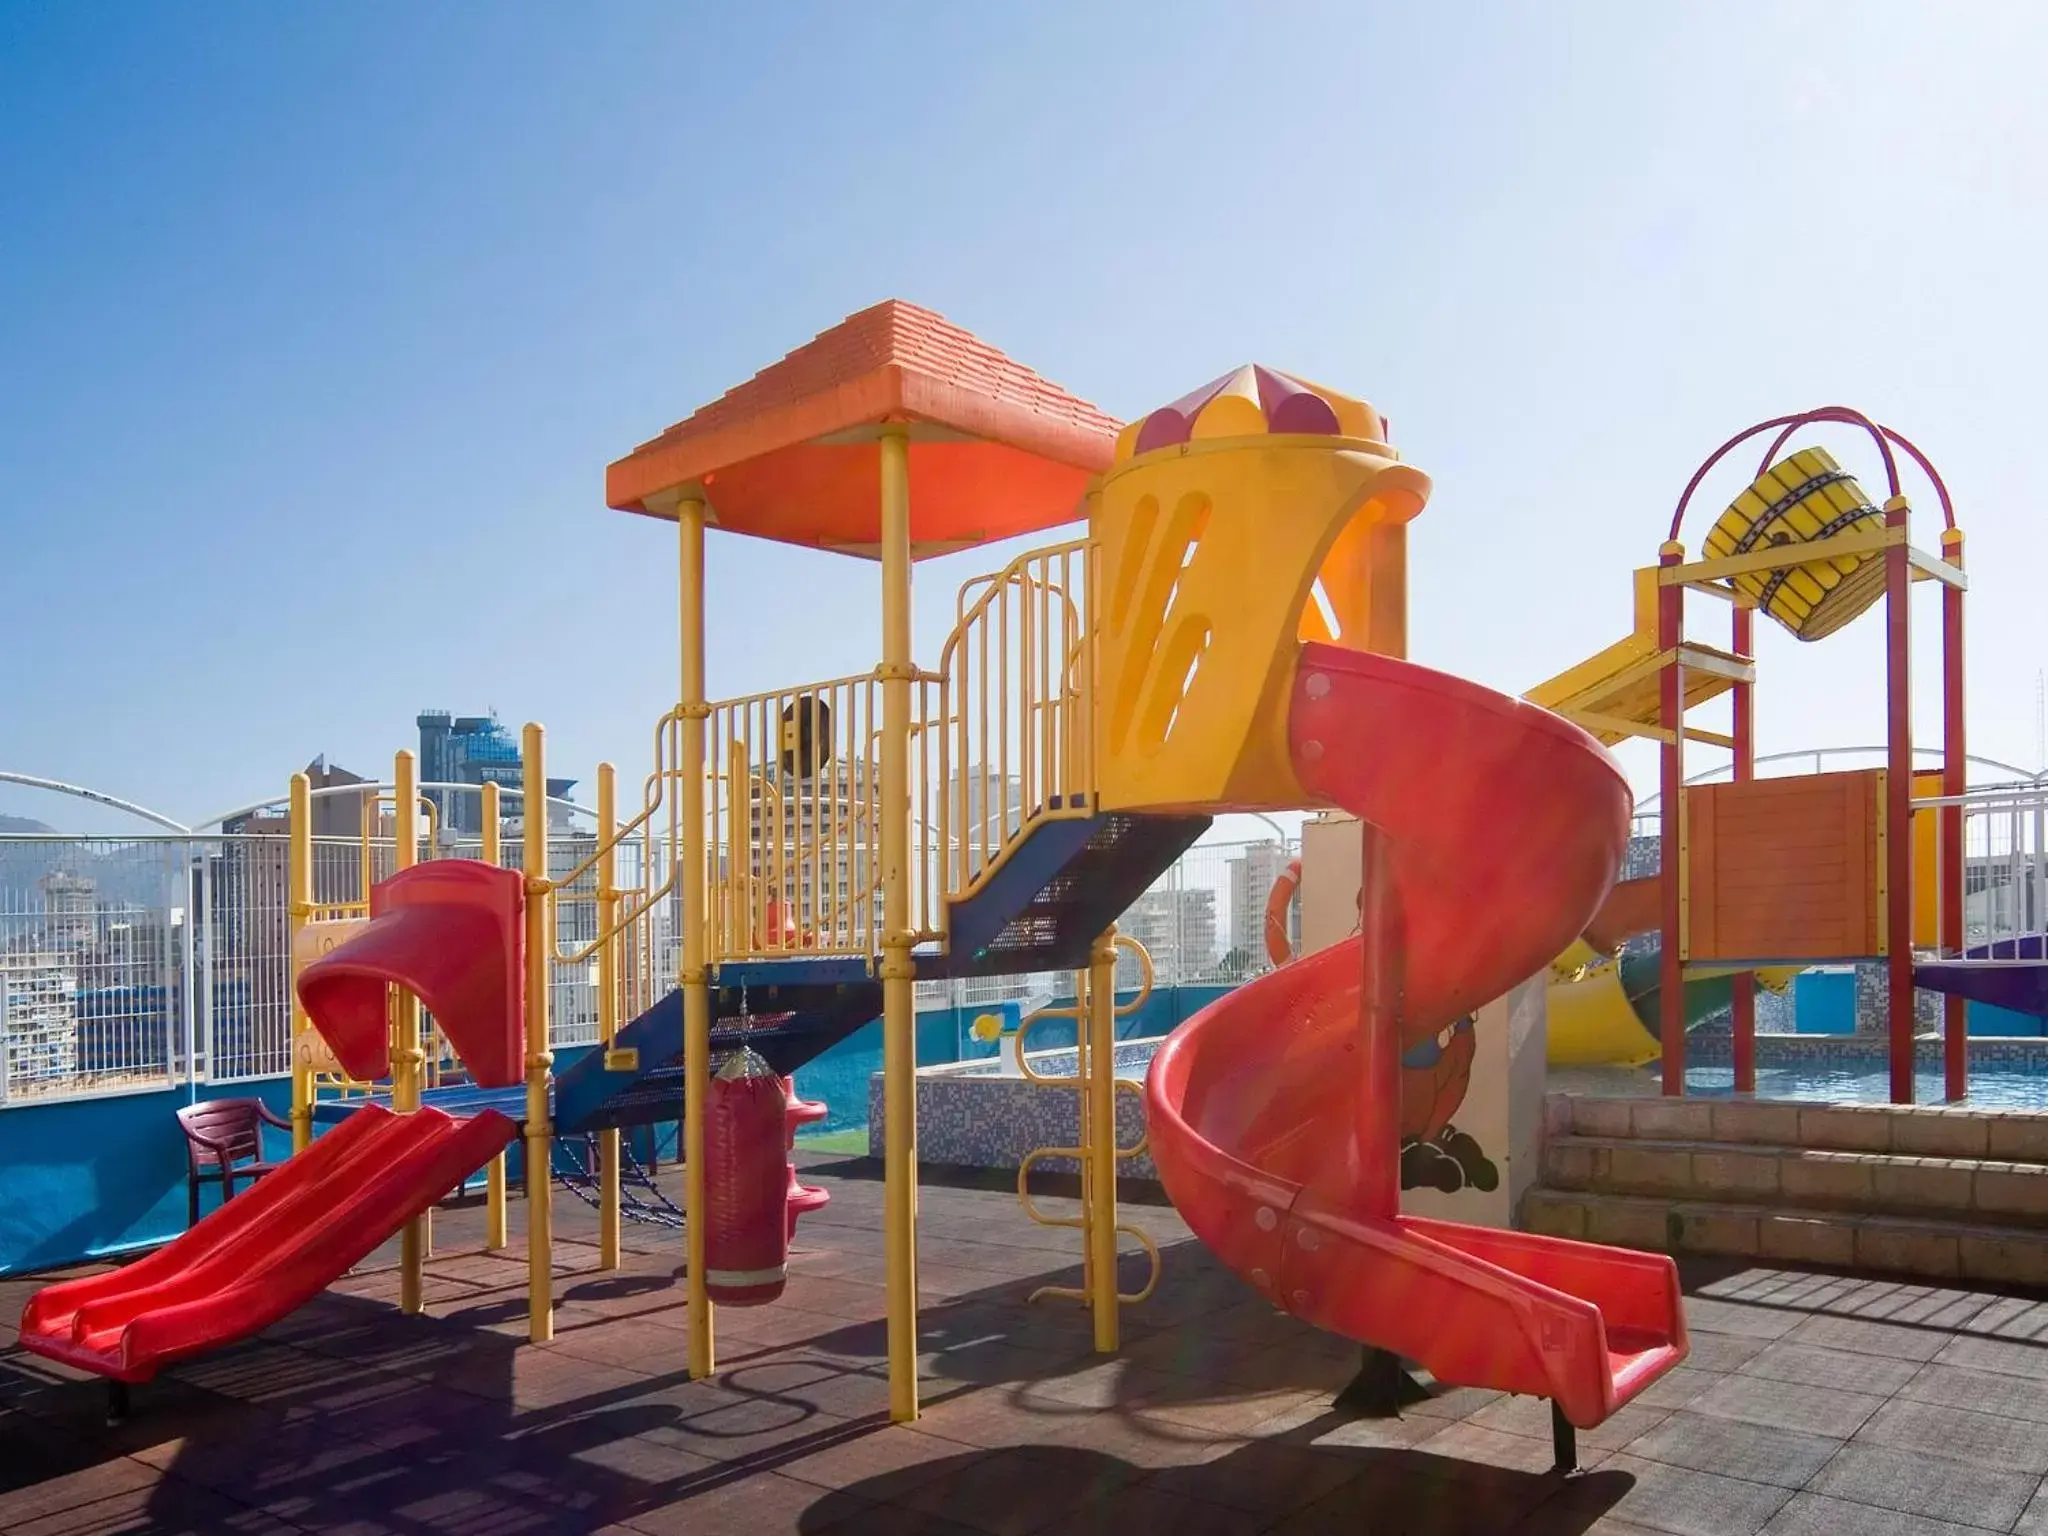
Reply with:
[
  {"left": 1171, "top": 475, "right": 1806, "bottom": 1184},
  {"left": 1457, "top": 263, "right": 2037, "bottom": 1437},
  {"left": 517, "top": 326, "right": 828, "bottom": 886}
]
[
  {"left": 1244, "top": 412, "right": 2021, "bottom": 1080},
  {"left": 1524, "top": 410, "right": 1986, "bottom": 1102},
  {"left": 23, "top": 302, "right": 1705, "bottom": 1459}
]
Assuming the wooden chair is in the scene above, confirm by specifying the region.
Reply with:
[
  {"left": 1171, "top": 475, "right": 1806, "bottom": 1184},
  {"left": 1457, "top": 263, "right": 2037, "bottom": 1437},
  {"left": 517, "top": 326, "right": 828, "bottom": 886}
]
[{"left": 176, "top": 1098, "right": 290, "bottom": 1227}]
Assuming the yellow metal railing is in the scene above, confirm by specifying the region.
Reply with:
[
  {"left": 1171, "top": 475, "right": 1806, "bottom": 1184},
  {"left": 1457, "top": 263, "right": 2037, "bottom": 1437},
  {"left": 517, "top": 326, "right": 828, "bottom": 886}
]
[
  {"left": 937, "top": 538, "right": 1098, "bottom": 924},
  {"left": 672, "top": 537, "right": 1100, "bottom": 967},
  {"left": 703, "top": 672, "right": 941, "bottom": 964}
]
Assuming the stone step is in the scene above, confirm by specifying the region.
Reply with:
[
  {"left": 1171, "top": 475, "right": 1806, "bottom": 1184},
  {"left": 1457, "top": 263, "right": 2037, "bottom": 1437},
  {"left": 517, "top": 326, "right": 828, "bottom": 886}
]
[
  {"left": 1545, "top": 1134, "right": 2048, "bottom": 1225},
  {"left": 1552, "top": 1091, "right": 2048, "bottom": 1162},
  {"left": 1523, "top": 1186, "right": 2048, "bottom": 1286}
]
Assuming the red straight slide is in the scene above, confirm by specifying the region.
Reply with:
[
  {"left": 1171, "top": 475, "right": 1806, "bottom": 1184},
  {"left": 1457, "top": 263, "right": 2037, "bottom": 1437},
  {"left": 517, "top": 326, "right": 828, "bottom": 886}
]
[
  {"left": 20, "top": 1104, "right": 515, "bottom": 1383},
  {"left": 1146, "top": 643, "right": 1687, "bottom": 1430}
]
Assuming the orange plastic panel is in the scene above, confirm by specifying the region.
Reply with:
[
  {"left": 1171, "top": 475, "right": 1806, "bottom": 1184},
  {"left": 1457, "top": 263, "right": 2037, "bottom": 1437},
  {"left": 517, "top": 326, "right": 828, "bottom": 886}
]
[
  {"left": 1910, "top": 768, "right": 1942, "bottom": 950},
  {"left": 605, "top": 300, "right": 1118, "bottom": 556},
  {"left": 1684, "top": 771, "right": 1881, "bottom": 962}
]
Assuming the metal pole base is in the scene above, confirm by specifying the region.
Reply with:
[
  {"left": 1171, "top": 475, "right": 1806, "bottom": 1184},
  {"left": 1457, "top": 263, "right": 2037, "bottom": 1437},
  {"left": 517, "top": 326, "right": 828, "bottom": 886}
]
[
  {"left": 1552, "top": 1400, "right": 1577, "bottom": 1473},
  {"left": 1332, "top": 1345, "right": 1429, "bottom": 1417},
  {"left": 106, "top": 1380, "right": 132, "bottom": 1426}
]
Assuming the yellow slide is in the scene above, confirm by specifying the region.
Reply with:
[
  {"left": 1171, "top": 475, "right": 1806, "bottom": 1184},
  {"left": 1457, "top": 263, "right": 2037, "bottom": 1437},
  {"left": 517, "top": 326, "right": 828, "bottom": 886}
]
[
  {"left": 1548, "top": 942, "right": 1661, "bottom": 1068},
  {"left": 1523, "top": 572, "right": 1783, "bottom": 1067}
]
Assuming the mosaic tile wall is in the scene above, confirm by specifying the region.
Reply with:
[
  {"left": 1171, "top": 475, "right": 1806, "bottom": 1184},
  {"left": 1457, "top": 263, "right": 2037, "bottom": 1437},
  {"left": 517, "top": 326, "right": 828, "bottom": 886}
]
[
  {"left": 868, "top": 1041, "right": 1158, "bottom": 1179},
  {"left": 872, "top": 1032, "right": 2048, "bottom": 1177}
]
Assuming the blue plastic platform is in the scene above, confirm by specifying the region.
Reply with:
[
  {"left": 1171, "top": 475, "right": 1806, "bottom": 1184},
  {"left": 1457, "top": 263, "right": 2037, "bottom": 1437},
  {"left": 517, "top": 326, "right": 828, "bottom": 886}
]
[{"left": 310, "top": 1082, "right": 533, "bottom": 1127}]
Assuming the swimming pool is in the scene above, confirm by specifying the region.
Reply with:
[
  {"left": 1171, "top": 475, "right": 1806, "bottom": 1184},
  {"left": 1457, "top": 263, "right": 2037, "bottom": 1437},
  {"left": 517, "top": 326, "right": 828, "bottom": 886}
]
[
  {"left": 951, "top": 1042, "right": 1154, "bottom": 1081},
  {"left": 952, "top": 1037, "right": 2048, "bottom": 1107},
  {"left": 886, "top": 1031, "right": 2048, "bottom": 1175},
  {"left": 1683, "top": 1061, "right": 2048, "bottom": 1108}
]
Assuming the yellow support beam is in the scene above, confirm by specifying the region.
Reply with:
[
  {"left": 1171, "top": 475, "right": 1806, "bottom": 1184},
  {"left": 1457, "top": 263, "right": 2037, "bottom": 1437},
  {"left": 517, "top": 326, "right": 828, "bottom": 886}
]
[
  {"left": 878, "top": 424, "right": 920, "bottom": 1424},
  {"left": 678, "top": 495, "right": 715, "bottom": 1380},
  {"left": 597, "top": 762, "right": 622, "bottom": 1272},
  {"left": 287, "top": 772, "right": 313, "bottom": 1156},
  {"left": 1085, "top": 928, "right": 1120, "bottom": 1354},
  {"left": 481, "top": 781, "right": 508, "bottom": 1252},
  {"left": 1908, "top": 545, "right": 1968, "bottom": 590},
  {"left": 393, "top": 749, "right": 426, "bottom": 1316},
  {"left": 1660, "top": 525, "right": 1902, "bottom": 588},
  {"left": 522, "top": 724, "right": 555, "bottom": 1344}
]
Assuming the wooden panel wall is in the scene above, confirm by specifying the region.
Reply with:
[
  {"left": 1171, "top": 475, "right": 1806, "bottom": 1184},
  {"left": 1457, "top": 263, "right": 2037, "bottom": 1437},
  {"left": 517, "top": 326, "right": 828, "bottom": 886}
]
[{"left": 1684, "top": 769, "right": 1882, "bottom": 962}]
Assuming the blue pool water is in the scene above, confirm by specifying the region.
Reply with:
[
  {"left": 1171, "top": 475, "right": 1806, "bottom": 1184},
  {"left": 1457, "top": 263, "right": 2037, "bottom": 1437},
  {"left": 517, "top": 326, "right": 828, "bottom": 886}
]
[
  {"left": 1684, "top": 1062, "right": 2048, "bottom": 1108},
  {"left": 958, "top": 1039, "right": 2048, "bottom": 1109},
  {"left": 953, "top": 1041, "right": 1156, "bottom": 1081}
]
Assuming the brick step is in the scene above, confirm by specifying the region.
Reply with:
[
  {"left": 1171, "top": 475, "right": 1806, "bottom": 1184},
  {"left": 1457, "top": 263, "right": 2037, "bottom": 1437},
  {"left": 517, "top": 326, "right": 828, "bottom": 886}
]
[
  {"left": 1524, "top": 1187, "right": 2048, "bottom": 1286},
  {"left": 1555, "top": 1092, "right": 2048, "bottom": 1162},
  {"left": 1545, "top": 1134, "right": 2048, "bottom": 1225}
]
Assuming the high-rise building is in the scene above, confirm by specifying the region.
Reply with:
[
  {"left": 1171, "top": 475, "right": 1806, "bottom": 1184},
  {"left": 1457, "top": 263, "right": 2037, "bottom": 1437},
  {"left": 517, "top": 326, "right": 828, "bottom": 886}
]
[
  {"left": 216, "top": 757, "right": 374, "bottom": 967},
  {"left": 37, "top": 871, "right": 96, "bottom": 951},
  {"left": 743, "top": 760, "right": 880, "bottom": 945},
  {"left": 0, "top": 951, "right": 79, "bottom": 1090},
  {"left": 1117, "top": 884, "right": 1219, "bottom": 987},
  {"left": 418, "top": 711, "right": 577, "bottom": 836},
  {"left": 1228, "top": 841, "right": 1295, "bottom": 969}
]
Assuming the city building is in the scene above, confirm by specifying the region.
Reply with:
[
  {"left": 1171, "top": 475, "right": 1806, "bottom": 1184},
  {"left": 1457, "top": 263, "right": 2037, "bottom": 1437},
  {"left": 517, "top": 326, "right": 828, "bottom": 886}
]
[
  {"left": 418, "top": 711, "right": 577, "bottom": 836},
  {"left": 1228, "top": 841, "right": 1296, "bottom": 970},
  {"left": 745, "top": 759, "right": 882, "bottom": 943},
  {"left": 216, "top": 757, "right": 374, "bottom": 967},
  {"left": 0, "top": 951, "right": 79, "bottom": 1092},
  {"left": 1117, "top": 883, "right": 1219, "bottom": 988},
  {"left": 37, "top": 871, "right": 96, "bottom": 951}
]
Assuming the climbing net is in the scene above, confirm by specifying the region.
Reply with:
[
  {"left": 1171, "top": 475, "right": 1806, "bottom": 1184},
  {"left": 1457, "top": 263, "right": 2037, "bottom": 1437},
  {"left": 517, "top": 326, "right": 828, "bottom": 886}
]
[{"left": 555, "top": 1129, "right": 686, "bottom": 1229}]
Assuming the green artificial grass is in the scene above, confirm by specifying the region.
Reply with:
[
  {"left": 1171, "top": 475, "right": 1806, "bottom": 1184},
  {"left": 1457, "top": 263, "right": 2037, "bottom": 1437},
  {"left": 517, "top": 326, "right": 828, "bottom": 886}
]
[{"left": 793, "top": 1127, "right": 872, "bottom": 1156}]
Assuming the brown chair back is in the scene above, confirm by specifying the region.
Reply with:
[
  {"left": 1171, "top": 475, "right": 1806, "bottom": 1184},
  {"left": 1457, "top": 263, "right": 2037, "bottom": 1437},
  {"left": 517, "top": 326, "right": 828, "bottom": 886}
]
[{"left": 176, "top": 1098, "right": 266, "bottom": 1173}]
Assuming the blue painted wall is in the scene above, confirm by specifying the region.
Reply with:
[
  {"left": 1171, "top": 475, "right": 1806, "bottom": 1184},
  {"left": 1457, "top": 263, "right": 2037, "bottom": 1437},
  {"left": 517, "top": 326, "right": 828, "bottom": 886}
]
[
  {"left": 1792, "top": 967, "right": 2045, "bottom": 1037},
  {"left": 1792, "top": 970, "right": 1858, "bottom": 1035},
  {"left": 0, "top": 1075, "right": 293, "bottom": 1278},
  {"left": 0, "top": 987, "right": 1241, "bottom": 1276}
]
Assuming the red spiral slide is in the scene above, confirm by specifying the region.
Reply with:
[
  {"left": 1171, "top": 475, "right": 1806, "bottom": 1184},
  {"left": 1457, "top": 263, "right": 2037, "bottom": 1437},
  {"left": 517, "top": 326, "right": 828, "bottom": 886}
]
[{"left": 1145, "top": 643, "right": 1687, "bottom": 1431}]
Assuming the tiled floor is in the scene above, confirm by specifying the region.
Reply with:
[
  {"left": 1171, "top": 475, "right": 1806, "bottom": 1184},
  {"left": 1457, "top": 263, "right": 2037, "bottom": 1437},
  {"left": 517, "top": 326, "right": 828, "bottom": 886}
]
[{"left": 6, "top": 1155, "right": 2048, "bottom": 1534}]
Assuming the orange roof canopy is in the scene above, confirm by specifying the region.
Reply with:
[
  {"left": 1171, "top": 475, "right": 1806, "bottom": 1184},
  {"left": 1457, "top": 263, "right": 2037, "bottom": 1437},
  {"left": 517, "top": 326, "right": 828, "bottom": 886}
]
[{"left": 606, "top": 300, "right": 1121, "bottom": 559}]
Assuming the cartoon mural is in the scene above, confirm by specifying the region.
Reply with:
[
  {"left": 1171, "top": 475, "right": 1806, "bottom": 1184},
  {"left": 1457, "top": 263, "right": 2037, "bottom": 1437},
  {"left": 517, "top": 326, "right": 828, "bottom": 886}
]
[{"left": 1294, "top": 813, "right": 1524, "bottom": 1220}]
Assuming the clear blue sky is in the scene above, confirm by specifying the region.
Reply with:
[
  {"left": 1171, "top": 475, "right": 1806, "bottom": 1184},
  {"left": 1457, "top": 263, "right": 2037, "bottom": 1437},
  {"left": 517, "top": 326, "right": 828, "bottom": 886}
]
[{"left": 5, "top": 2, "right": 2046, "bottom": 834}]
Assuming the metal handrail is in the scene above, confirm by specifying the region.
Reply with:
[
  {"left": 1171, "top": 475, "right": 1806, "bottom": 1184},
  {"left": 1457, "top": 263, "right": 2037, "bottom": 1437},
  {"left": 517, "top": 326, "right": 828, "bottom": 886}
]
[{"left": 935, "top": 537, "right": 1096, "bottom": 922}]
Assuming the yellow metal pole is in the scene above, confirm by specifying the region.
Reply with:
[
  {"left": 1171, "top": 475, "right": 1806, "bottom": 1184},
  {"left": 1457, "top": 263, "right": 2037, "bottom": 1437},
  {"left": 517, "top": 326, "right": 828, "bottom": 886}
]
[
  {"left": 1085, "top": 927, "right": 1119, "bottom": 1352},
  {"left": 287, "top": 772, "right": 313, "bottom": 1155},
  {"left": 597, "top": 761, "right": 622, "bottom": 1271},
  {"left": 878, "top": 423, "right": 920, "bottom": 1423},
  {"left": 481, "top": 781, "right": 508, "bottom": 1252},
  {"left": 679, "top": 495, "right": 715, "bottom": 1378},
  {"left": 1071, "top": 963, "right": 1094, "bottom": 1306},
  {"left": 392, "top": 750, "right": 426, "bottom": 1314},
  {"left": 522, "top": 724, "right": 555, "bottom": 1343}
]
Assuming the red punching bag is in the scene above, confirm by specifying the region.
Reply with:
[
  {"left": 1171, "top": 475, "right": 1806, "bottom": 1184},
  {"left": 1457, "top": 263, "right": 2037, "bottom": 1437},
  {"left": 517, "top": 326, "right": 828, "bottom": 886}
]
[{"left": 703, "top": 1047, "right": 790, "bottom": 1306}]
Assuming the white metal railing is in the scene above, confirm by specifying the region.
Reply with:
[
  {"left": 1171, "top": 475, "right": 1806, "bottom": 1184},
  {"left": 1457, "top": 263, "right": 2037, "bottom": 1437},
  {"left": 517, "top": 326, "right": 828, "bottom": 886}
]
[
  {"left": 1914, "top": 783, "right": 2048, "bottom": 958},
  {"left": 1628, "top": 748, "right": 2038, "bottom": 841},
  {"left": 0, "top": 829, "right": 1297, "bottom": 1106}
]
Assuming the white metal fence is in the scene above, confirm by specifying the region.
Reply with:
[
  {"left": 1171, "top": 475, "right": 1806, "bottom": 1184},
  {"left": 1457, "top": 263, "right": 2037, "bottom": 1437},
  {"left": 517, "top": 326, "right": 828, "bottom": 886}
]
[{"left": 0, "top": 830, "right": 1298, "bottom": 1105}]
